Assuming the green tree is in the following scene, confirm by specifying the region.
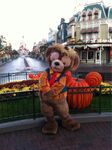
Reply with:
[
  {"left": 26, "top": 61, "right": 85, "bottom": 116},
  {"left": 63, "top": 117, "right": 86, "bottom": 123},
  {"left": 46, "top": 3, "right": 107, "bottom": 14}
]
[
  {"left": 4, "top": 43, "right": 12, "bottom": 51},
  {"left": 0, "top": 35, "right": 6, "bottom": 50}
]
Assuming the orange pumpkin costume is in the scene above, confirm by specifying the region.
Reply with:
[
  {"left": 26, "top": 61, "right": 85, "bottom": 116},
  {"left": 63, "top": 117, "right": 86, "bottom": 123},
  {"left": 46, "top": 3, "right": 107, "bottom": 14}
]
[
  {"left": 39, "top": 67, "right": 80, "bottom": 134},
  {"left": 37, "top": 44, "right": 81, "bottom": 134},
  {"left": 39, "top": 68, "right": 67, "bottom": 100}
]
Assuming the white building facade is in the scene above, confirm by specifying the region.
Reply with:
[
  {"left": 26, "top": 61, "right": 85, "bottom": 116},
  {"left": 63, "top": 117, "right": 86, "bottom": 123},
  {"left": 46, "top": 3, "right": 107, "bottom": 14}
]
[{"left": 67, "top": 2, "right": 112, "bottom": 64}]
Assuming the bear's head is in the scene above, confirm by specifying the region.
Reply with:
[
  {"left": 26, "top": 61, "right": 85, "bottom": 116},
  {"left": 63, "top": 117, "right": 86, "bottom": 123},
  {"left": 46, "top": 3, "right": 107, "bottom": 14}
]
[{"left": 46, "top": 44, "right": 80, "bottom": 73}]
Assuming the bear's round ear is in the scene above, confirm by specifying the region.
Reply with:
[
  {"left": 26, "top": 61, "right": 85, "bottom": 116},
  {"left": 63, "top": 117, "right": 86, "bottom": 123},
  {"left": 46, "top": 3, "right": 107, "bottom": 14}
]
[
  {"left": 46, "top": 46, "right": 53, "bottom": 58},
  {"left": 45, "top": 44, "right": 66, "bottom": 63},
  {"left": 45, "top": 46, "right": 52, "bottom": 63},
  {"left": 70, "top": 50, "right": 80, "bottom": 71}
]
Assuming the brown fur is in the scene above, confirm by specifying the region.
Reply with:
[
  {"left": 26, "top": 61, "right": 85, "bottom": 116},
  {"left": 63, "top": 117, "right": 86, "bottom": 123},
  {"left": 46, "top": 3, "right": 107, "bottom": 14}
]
[
  {"left": 46, "top": 44, "right": 80, "bottom": 71},
  {"left": 40, "top": 44, "right": 80, "bottom": 134}
]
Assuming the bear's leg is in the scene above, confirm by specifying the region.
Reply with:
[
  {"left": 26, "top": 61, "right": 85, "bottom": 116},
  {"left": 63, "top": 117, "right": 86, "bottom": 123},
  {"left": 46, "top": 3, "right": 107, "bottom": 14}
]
[
  {"left": 55, "top": 99, "right": 80, "bottom": 131},
  {"left": 41, "top": 102, "right": 58, "bottom": 134}
]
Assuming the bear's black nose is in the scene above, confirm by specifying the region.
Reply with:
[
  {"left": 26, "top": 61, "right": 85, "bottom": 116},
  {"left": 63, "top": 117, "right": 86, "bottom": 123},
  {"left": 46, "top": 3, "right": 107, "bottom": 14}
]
[{"left": 54, "top": 62, "right": 59, "bottom": 66}]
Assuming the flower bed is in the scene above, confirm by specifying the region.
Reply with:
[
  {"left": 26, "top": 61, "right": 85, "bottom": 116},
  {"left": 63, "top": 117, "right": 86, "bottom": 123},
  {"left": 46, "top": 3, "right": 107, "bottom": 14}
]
[
  {"left": 0, "top": 80, "right": 111, "bottom": 95},
  {"left": 0, "top": 80, "right": 39, "bottom": 94},
  {"left": 94, "top": 82, "right": 112, "bottom": 95},
  {"left": 0, "top": 80, "right": 111, "bottom": 123}
]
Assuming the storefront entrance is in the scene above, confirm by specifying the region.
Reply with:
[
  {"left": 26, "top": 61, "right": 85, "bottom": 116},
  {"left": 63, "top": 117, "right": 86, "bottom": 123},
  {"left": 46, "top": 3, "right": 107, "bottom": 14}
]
[{"left": 95, "top": 51, "right": 100, "bottom": 64}]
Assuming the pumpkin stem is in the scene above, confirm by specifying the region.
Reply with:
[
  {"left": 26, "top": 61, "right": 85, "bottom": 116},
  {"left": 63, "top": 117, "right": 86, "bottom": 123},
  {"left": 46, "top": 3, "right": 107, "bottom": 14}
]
[{"left": 76, "top": 74, "right": 82, "bottom": 80}]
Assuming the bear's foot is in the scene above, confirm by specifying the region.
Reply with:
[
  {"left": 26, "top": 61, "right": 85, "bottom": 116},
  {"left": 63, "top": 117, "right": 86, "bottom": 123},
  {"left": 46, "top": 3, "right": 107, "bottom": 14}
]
[
  {"left": 42, "top": 121, "right": 58, "bottom": 134},
  {"left": 62, "top": 118, "right": 80, "bottom": 131}
]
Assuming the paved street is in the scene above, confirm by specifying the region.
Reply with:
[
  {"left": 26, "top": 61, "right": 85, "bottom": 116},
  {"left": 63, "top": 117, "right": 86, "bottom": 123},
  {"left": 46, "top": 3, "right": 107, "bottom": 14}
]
[
  {"left": 0, "top": 56, "right": 111, "bottom": 82},
  {"left": 0, "top": 121, "right": 111, "bottom": 150},
  {"left": 0, "top": 56, "right": 112, "bottom": 74},
  {"left": 0, "top": 57, "right": 111, "bottom": 149},
  {"left": 0, "top": 57, "right": 48, "bottom": 74},
  {"left": 0, "top": 57, "right": 26, "bottom": 73},
  {"left": 25, "top": 57, "right": 48, "bottom": 72}
]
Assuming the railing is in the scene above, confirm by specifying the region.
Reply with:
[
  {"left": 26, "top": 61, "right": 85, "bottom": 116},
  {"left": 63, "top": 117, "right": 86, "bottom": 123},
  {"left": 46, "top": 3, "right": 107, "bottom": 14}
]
[
  {"left": 0, "top": 86, "right": 111, "bottom": 123},
  {"left": 0, "top": 71, "right": 111, "bottom": 84},
  {"left": 0, "top": 72, "right": 38, "bottom": 84},
  {"left": 0, "top": 90, "right": 41, "bottom": 123},
  {"left": 80, "top": 59, "right": 109, "bottom": 64}
]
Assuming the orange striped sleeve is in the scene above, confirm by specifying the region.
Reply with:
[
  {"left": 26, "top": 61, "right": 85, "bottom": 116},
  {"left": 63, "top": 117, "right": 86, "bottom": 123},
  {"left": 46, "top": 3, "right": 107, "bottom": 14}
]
[
  {"left": 51, "top": 76, "right": 66, "bottom": 95},
  {"left": 39, "top": 71, "right": 51, "bottom": 93}
]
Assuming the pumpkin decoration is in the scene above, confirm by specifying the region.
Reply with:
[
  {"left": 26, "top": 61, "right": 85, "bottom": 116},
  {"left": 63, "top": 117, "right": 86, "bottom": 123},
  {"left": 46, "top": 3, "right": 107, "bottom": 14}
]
[
  {"left": 85, "top": 71, "right": 102, "bottom": 87},
  {"left": 28, "top": 72, "right": 42, "bottom": 80},
  {"left": 66, "top": 71, "right": 76, "bottom": 87},
  {"left": 27, "top": 71, "right": 102, "bottom": 109},
  {"left": 67, "top": 78, "right": 93, "bottom": 109},
  {"left": 67, "top": 71, "right": 102, "bottom": 109}
]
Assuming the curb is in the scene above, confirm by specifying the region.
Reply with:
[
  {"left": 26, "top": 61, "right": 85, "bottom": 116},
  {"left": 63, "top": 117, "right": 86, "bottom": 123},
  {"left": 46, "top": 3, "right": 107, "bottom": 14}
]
[
  {"left": 73, "top": 112, "right": 112, "bottom": 122},
  {"left": 0, "top": 112, "right": 111, "bottom": 134}
]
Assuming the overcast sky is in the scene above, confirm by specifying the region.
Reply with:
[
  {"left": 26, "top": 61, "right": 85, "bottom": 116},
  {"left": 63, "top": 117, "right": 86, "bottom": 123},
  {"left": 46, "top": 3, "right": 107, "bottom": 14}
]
[{"left": 0, "top": 0, "right": 111, "bottom": 50}]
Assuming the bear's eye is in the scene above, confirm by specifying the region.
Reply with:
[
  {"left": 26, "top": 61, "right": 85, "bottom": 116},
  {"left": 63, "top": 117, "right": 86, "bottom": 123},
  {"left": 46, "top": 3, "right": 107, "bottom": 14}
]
[
  {"left": 50, "top": 52, "right": 59, "bottom": 61},
  {"left": 62, "top": 56, "right": 71, "bottom": 67}
]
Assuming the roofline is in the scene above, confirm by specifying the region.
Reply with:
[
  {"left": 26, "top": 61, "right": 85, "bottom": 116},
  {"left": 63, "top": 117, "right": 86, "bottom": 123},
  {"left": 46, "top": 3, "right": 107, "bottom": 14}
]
[
  {"left": 108, "top": 6, "right": 112, "bottom": 18},
  {"left": 101, "top": 2, "right": 106, "bottom": 18},
  {"left": 84, "top": 1, "right": 104, "bottom": 7},
  {"left": 83, "top": 1, "right": 107, "bottom": 18}
]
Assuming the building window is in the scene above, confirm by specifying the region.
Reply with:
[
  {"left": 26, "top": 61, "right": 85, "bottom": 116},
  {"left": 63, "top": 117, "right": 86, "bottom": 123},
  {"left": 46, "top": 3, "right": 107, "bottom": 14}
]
[
  {"left": 88, "top": 34, "right": 93, "bottom": 42},
  {"left": 82, "top": 51, "right": 87, "bottom": 59},
  {"left": 82, "top": 34, "right": 86, "bottom": 42},
  {"left": 109, "top": 34, "right": 112, "bottom": 40},
  {"left": 88, "top": 11, "right": 92, "bottom": 21},
  {"left": 93, "top": 27, "right": 99, "bottom": 33},
  {"left": 94, "top": 10, "right": 99, "bottom": 19},
  {"left": 82, "top": 17, "right": 86, "bottom": 22},
  {"left": 82, "top": 12, "right": 86, "bottom": 22},
  {"left": 88, "top": 51, "right": 94, "bottom": 59},
  {"left": 94, "top": 14, "right": 98, "bottom": 19},
  {"left": 109, "top": 27, "right": 112, "bottom": 33},
  {"left": 96, "top": 51, "right": 100, "bottom": 60}
]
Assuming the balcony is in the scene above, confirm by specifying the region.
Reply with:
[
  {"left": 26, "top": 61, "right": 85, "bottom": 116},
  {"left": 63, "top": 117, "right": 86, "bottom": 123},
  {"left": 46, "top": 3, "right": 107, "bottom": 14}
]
[
  {"left": 86, "top": 28, "right": 93, "bottom": 34},
  {"left": 93, "top": 27, "right": 99, "bottom": 33},
  {"left": 81, "top": 28, "right": 99, "bottom": 34},
  {"left": 81, "top": 29, "right": 86, "bottom": 34}
]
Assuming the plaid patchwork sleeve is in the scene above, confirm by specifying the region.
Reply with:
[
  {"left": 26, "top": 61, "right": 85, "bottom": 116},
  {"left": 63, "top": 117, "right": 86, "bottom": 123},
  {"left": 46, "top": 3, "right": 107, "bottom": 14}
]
[
  {"left": 39, "top": 71, "right": 51, "bottom": 93},
  {"left": 51, "top": 76, "right": 66, "bottom": 95}
]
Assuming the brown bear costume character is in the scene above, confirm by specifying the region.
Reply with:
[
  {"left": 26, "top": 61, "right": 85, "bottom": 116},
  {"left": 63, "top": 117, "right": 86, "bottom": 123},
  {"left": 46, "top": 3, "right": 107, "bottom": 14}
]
[{"left": 39, "top": 44, "right": 80, "bottom": 134}]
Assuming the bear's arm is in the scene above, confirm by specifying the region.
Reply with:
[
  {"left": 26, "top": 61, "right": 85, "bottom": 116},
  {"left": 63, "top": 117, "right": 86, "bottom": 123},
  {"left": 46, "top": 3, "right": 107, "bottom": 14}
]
[
  {"left": 39, "top": 71, "right": 51, "bottom": 93},
  {"left": 50, "top": 77, "right": 66, "bottom": 96}
]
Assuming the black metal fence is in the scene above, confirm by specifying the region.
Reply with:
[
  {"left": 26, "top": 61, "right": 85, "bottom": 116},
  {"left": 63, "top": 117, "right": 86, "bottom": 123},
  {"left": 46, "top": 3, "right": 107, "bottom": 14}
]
[
  {"left": 0, "top": 72, "right": 37, "bottom": 84},
  {"left": 0, "top": 91, "right": 41, "bottom": 123},
  {"left": 0, "top": 86, "right": 112, "bottom": 123},
  {"left": 0, "top": 71, "right": 111, "bottom": 84}
]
